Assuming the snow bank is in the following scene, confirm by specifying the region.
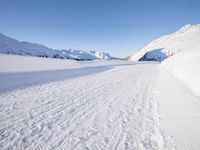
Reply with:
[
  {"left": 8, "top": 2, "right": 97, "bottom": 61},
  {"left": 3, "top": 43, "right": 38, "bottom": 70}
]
[
  {"left": 161, "top": 24, "right": 200, "bottom": 96},
  {"left": 162, "top": 50, "right": 200, "bottom": 97}
]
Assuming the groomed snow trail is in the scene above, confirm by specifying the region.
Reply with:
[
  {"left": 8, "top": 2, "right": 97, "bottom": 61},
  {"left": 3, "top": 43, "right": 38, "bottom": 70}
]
[{"left": 0, "top": 63, "right": 165, "bottom": 150}]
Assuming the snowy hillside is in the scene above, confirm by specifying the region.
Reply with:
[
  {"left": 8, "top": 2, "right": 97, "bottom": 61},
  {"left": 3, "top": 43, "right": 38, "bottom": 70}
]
[
  {"left": 129, "top": 24, "right": 200, "bottom": 61},
  {"left": 129, "top": 24, "right": 200, "bottom": 96},
  {"left": 0, "top": 32, "right": 114, "bottom": 60}
]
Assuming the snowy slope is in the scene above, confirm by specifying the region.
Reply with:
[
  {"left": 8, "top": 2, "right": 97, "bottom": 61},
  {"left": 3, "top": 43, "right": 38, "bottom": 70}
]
[
  {"left": 0, "top": 32, "right": 114, "bottom": 60},
  {"left": 129, "top": 24, "right": 200, "bottom": 61},
  {"left": 129, "top": 24, "right": 200, "bottom": 97}
]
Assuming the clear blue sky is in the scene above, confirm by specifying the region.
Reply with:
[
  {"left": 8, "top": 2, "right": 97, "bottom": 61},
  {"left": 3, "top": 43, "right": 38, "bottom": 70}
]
[{"left": 0, "top": 0, "right": 199, "bottom": 57}]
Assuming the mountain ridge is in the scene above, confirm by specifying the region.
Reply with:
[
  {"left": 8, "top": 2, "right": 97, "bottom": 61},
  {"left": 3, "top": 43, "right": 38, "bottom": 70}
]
[{"left": 0, "top": 32, "right": 115, "bottom": 61}]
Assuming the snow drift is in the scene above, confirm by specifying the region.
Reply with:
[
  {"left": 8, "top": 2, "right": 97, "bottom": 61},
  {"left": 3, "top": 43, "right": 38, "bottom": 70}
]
[{"left": 0, "top": 32, "right": 114, "bottom": 60}]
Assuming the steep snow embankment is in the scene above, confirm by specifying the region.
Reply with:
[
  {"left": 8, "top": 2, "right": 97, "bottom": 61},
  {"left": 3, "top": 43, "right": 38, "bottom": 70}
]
[
  {"left": 162, "top": 49, "right": 200, "bottom": 97},
  {"left": 161, "top": 24, "right": 200, "bottom": 96},
  {"left": 0, "top": 32, "right": 114, "bottom": 60}
]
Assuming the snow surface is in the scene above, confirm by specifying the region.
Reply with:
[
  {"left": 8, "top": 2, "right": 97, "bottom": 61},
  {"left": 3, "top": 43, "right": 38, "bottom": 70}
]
[
  {"left": 0, "top": 32, "right": 115, "bottom": 60},
  {"left": 0, "top": 54, "right": 81, "bottom": 73},
  {"left": 0, "top": 54, "right": 200, "bottom": 149},
  {"left": 154, "top": 66, "right": 200, "bottom": 150}
]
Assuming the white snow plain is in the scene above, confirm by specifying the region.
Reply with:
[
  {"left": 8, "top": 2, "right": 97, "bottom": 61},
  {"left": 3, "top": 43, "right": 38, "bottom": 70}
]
[{"left": 0, "top": 54, "right": 200, "bottom": 150}]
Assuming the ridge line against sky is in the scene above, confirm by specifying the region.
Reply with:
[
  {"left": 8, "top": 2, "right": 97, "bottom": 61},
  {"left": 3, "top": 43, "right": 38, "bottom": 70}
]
[{"left": 0, "top": 0, "right": 200, "bottom": 57}]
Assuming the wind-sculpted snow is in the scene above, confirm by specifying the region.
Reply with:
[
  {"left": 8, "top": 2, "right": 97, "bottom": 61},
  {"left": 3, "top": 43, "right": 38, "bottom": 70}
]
[{"left": 0, "top": 32, "right": 114, "bottom": 60}]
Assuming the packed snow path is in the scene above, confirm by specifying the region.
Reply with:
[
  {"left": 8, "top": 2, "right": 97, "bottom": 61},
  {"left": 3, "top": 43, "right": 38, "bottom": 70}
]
[{"left": 0, "top": 62, "right": 200, "bottom": 150}]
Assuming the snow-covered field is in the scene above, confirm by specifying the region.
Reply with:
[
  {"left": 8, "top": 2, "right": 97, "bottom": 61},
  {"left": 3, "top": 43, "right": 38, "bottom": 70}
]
[
  {"left": 0, "top": 54, "right": 200, "bottom": 149},
  {"left": 0, "top": 54, "right": 130, "bottom": 92}
]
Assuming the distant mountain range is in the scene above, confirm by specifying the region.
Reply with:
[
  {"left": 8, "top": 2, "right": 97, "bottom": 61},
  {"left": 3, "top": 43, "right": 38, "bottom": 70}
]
[{"left": 0, "top": 32, "right": 115, "bottom": 60}]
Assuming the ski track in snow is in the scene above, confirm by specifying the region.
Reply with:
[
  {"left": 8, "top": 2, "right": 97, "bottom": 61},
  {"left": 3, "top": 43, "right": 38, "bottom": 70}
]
[{"left": 0, "top": 63, "right": 166, "bottom": 150}]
